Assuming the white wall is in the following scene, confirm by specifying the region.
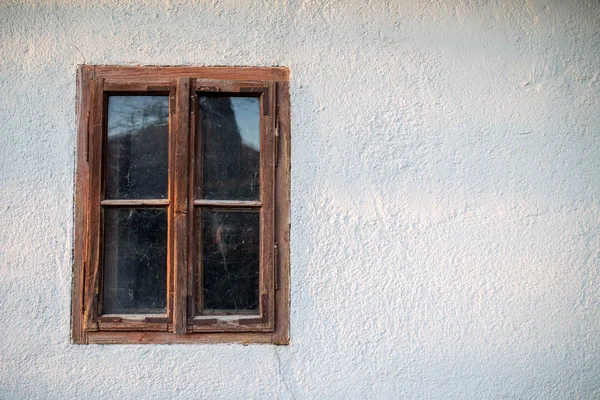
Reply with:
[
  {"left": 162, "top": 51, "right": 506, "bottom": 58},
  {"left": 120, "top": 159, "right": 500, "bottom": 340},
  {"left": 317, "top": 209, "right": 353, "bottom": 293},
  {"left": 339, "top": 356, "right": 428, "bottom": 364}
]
[{"left": 1, "top": 0, "right": 599, "bottom": 398}]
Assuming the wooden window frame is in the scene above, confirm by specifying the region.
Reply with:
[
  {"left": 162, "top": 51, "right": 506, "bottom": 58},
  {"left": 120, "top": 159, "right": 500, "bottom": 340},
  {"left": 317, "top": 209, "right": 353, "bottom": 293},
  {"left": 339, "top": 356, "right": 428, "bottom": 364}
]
[{"left": 71, "top": 66, "right": 290, "bottom": 344}]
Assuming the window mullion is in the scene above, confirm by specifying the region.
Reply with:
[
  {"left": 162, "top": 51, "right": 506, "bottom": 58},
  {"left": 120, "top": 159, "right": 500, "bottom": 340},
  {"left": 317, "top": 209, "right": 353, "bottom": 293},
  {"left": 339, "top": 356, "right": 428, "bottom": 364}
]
[
  {"left": 260, "top": 82, "right": 276, "bottom": 330},
  {"left": 173, "top": 77, "right": 191, "bottom": 334},
  {"left": 188, "top": 86, "right": 199, "bottom": 319},
  {"left": 83, "top": 77, "right": 105, "bottom": 333}
]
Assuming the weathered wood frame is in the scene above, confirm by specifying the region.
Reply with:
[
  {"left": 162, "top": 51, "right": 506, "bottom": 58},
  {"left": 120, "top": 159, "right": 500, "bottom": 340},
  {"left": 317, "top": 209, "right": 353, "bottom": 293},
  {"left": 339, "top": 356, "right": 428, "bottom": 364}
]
[{"left": 72, "top": 66, "right": 290, "bottom": 344}]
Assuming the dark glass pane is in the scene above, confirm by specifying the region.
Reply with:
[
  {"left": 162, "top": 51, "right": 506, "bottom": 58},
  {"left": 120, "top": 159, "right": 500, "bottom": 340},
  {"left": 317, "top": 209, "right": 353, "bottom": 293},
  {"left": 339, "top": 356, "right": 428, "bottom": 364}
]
[
  {"left": 196, "top": 96, "right": 260, "bottom": 200},
  {"left": 105, "top": 96, "right": 169, "bottom": 199},
  {"left": 198, "top": 210, "right": 260, "bottom": 312},
  {"left": 103, "top": 208, "right": 167, "bottom": 314}
]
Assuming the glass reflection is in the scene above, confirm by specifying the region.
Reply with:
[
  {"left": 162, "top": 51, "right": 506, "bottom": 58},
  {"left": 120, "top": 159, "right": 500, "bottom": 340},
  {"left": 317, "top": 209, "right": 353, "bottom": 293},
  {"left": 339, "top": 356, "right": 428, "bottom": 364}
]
[
  {"left": 196, "top": 96, "right": 260, "bottom": 200},
  {"left": 198, "top": 210, "right": 260, "bottom": 312},
  {"left": 103, "top": 208, "right": 167, "bottom": 314},
  {"left": 106, "top": 96, "right": 169, "bottom": 199}
]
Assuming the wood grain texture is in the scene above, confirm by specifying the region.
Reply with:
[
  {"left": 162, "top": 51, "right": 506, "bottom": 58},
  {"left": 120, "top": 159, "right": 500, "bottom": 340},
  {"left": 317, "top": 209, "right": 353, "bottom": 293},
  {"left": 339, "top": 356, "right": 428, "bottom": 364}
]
[
  {"left": 102, "top": 80, "right": 174, "bottom": 92},
  {"left": 193, "top": 200, "right": 262, "bottom": 207},
  {"left": 95, "top": 66, "right": 289, "bottom": 82},
  {"left": 87, "top": 331, "right": 276, "bottom": 345},
  {"left": 260, "top": 81, "right": 276, "bottom": 332},
  {"left": 100, "top": 199, "right": 170, "bottom": 206},
  {"left": 272, "top": 80, "right": 291, "bottom": 345},
  {"left": 194, "top": 79, "right": 267, "bottom": 94},
  {"left": 166, "top": 85, "right": 176, "bottom": 329},
  {"left": 173, "top": 77, "right": 190, "bottom": 334},
  {"left": 98, "top": 322, "right": 169, "bottom": 331},
  {"left": 82, "top": 76, "right": 104, "bottom": 334},
  {"left": 187, "top": 85, "right": 198, "bottom": 321},
  {"left": 71, "top": 65, "right": 93, "bottom": 343}
]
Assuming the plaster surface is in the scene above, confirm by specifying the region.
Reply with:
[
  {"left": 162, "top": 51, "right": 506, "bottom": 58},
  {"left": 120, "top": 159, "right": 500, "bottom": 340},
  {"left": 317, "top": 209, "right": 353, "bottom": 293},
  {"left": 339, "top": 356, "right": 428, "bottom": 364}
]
[{"left": 0, "top": 0, "right": 599, "bottom": 398}]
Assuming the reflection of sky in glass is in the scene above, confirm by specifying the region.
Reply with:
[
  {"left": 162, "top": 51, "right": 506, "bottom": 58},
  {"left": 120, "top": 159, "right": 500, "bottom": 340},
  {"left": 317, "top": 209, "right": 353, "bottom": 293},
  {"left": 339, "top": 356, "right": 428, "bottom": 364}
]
[
  {"left": 231, "top": 97, "right": 260, "bottom": 151},
  {"left": 108, "top": 96, "right": 169, "bottom": 137},
  {"left": 107, "top": 96, "right": 257, "bottom": 149}
]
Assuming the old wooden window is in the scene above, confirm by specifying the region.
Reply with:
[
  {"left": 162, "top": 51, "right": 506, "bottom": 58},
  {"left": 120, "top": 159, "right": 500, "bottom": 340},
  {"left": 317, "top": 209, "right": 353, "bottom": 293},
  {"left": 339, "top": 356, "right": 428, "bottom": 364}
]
[{"left": 71, "top": 66, "right": 290, "bottom": 344}]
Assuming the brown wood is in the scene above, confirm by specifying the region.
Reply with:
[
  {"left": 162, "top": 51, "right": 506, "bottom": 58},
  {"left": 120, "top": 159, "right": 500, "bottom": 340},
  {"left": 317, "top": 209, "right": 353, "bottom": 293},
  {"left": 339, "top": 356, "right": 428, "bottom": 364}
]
[
  {"left": 173, "top": 77, "right": 190, "bottom": 334},
  {"left": 95, "top": 66, "right": 289, "bottom": 82},
  {"left": 191, "top": 318, "right": 218, "bottom": 325},
  {"left": 260, "top": 82, "right": 276, "bottom": 332},
  {"left": 83, "top": 76, "right": 104, "bottom": 333},
  {"left": 86, "top": 330, "right": 277, "bottom": 344},
  {"left": 187, "top": 87, "right": 198, "bottom": 322},
  {"left": 100, "top": 199, "right": 170, "bottom": 206},
  {"left": 193, "top": 200, "right": 262, "bottom": 207},
  {"left": 72, "top": 65, "right": 290, "bottom": 344},
  {"left": 272, "top": 81, "right": 291, "bottom": 345},
  {"left": 195, "top": 309, "right": 257, "bottom": 316},
  {"left": 102, "top": 81, "right": 174, "bottom": 93},
  {"left": 144, "top": 317, "right": 170, "bottom": 323},
  {"left": 72, "top": 65, "right": 93, "bottom": 343},
  {"left": 165, "top": 85, "right": 177, "bottom": 329},
  {"left": 98, "top": 315, "right": 170, "bottom": 324},
  {"left": 98, "top": 321, "right": 169, "bottom": 331},
  {"left": 190, "top": 321, "right": 272, "bottom": 333},
  {"left": 194, "top": 79, "right": 268, "bottom": 96}
]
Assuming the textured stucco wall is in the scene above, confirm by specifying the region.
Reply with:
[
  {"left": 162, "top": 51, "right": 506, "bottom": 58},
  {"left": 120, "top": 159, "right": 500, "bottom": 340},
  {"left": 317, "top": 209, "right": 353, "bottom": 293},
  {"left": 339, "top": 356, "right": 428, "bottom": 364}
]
[{"left": 1, "top": 0, "right": 599, "bottom": 398}]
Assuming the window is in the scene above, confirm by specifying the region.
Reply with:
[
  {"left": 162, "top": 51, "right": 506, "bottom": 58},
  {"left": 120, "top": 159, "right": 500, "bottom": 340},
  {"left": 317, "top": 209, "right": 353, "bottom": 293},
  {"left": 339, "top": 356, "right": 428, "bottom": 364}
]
[{"left": 71, "top": 66, "right": 290, "bottom": 344}]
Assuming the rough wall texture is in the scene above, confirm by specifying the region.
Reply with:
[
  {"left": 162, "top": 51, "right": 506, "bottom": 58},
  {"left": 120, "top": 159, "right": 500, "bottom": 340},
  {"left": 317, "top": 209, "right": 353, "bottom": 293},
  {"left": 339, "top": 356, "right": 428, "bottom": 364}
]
[{"left": 1, "top": 0, "right": 599, "bottom": 398}]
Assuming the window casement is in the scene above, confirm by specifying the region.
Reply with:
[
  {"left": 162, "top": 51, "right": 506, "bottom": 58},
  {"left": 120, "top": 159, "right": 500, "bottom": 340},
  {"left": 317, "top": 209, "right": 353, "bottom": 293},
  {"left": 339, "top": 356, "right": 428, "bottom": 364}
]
[{"left": 71, "top": 66, "right": 290, "bottom": 344}]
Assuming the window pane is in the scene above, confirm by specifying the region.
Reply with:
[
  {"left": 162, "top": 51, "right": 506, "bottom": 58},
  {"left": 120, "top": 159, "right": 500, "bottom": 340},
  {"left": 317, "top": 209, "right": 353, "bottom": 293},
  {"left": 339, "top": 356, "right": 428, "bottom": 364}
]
[
  {"left": 103, "top": 208, "right": 167, "bottom": 314},
  {"left": 105, "top": 96, "right": 169, "bottom": 199},
  {"left": 198, "top": 210, "right": 260, "bottom": 312},
  {"left": 196, "top": 96, "right": 260, "bottom": 200}
]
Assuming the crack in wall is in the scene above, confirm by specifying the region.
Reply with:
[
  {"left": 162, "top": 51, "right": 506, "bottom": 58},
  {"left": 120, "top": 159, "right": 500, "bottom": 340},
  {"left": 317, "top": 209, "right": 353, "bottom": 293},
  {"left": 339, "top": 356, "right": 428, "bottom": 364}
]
[
  {"left": 274, "top": 347, "right": 296, "bottom": 400},
  {"left": 52, "top": 9, "right": 87, "bottom": 64}
]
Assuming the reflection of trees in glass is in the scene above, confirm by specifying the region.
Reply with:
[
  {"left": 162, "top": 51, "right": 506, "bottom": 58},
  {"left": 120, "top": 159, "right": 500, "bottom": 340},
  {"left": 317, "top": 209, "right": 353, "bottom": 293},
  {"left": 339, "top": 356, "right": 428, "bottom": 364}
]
[
  {"left": 103, "top": 95, "right": 261, "bottom": 313},
  {"left": 197, "top": 96, "right": 261, "bottom": 311},
  {"left": 198, "top": 96, "right": 260, "bottom": 201},
  {"left": 106, "top": 96, "right": 169, "bottom": 199},
  {"left": 108, "top": 96, "right": 168, "bottom": 136},
  {"left": 103, "top": 96, "right": 169, "bottom": 315}
]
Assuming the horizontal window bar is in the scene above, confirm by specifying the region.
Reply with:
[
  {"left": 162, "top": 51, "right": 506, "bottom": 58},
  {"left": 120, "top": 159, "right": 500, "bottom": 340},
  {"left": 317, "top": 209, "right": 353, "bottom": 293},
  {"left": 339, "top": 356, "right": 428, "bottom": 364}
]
[
  {"left": 101, "top": 199, "right": 170, "bottom": 207},
  {"left": 196, "top": 310, "right": 259, "bottom": 316},
  {"left": 98, "top": 313, "right": 169, "bottom": 322},
  {"left": 190, "top": 315, "right": 260, "bottom": 324},
  {"left": 193, "top": 200, "right": 262, "bottom": 207}
]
